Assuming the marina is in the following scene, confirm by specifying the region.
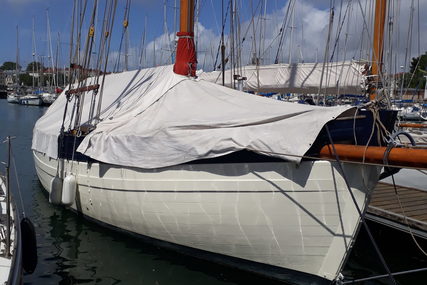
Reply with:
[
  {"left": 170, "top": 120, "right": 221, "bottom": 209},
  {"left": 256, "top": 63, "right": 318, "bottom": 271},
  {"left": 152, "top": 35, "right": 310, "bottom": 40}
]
[
  {"left": 0, "top": 99, "right": 426, "bottom": 284},
  {"left": 0, "top": 0, "right": 426, "bottom": 284},
  {"left": 0, "top": 98, "right": 426, "bottom": 284}
]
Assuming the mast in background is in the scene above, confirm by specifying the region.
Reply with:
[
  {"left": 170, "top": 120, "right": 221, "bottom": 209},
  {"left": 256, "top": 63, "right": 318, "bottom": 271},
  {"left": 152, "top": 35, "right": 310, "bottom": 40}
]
[
  {"left": 47, "top": 9, "right": 57, "bottom": 89},
  {"left": 32, "top": 18, "right": 36, "bottom": 89},
  {"left": 424, "top": 75, "right": 427, "bottom": 100},
  {"left": 173, "top": 0, "right": 197, "bottom": 77},
  {"left": 221, "top": 0, "right": 225, "bottom": 86},
  {"left": 15, "top": 25, "right": 20, "bottom": 89},
  {"left": 370, "top": 0, "right": 387, "bottom": 101}
]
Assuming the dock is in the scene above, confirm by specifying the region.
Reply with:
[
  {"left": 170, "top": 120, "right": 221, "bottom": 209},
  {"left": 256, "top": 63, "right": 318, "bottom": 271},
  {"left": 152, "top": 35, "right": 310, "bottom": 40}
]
[{"left": 367, "top": 182, "right": 427, "bottom": 239}]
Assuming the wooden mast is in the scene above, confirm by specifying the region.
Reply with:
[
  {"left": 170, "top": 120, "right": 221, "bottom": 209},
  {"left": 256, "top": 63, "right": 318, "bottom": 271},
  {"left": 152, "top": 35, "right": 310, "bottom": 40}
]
[
  {"left": 173, "top": 0, "right": 197, "bottom": 76},
  {"left": 179, "top": 0, "right": 194, "bottom": 33},
  {"left": 370, "top": 0, "right": 387, "bottom": 101}
]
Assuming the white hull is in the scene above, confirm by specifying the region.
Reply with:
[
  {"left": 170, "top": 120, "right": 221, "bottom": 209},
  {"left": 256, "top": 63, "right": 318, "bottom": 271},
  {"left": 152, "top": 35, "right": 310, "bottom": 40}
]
[
  {"left": 397, "top": 105, "right": 427, "bottom": 121},
  {"left": 400, "top": 113, "right": 427, "bottom": 121},
  {"left": 6, "top": 94, "right": 19, "bottom": 104},
  {"left": 33, "top": 150, "right": 380, "bottom": 283},
  {"left": 0, "top": 177, "right": 22, "bottom": 284},
  {"left": 41, "top": 93, "right": 57, "bottom": 105},
  {"left": 19, "top": 95, "right": 43, "bottom": 106}
]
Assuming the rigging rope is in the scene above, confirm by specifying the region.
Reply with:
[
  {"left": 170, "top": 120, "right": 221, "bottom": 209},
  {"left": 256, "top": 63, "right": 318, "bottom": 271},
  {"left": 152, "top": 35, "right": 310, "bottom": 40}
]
[
  {"left": 274, "top": 0, "right": 294, "bottom": 64},
  {"left": 95, "top": 0, "right": 118, "bottom": 124},
  {"left": 114, "top": 0, "right": 131, "bottom": 72},
  {"left": 73, "top": 0, "right": 99, "bottom": 131},
  {"left": 399, "top": 0, "right": 415, "bottom": 100},
  {"left": 330, "top": 0, "right": 352, "bottom": 61},
  {"left": 88, "top": 2, "right": 109, "bottom": 123},
  {"left": 88, "top": 0, "right": 116, "bottom": 123},
  {"left": 324, "top": 125, "right": 398, "bottom": 285},
  {"left": 213, "top": 0, "right": 230, "bottom": 70},
  {"left": 316, "top": 0, "right": 335, "bottom": 105},
  {"left": 385, "top": 136, "right": 427, "bottom": 257},
  {"left": 10, "top": 148, "right": 26, "bottom": 218}
]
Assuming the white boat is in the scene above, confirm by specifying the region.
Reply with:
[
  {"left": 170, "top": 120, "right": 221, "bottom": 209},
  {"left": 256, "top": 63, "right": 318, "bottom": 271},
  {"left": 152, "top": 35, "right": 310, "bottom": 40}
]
[
  {"left": 1, "top": 138, "right": 37, "bottom": 283},
  {"left": 398, "top": 104, "right": 427, "bottom": 121},
  {"left": 32, "top": 62, "right": 398, "bottom": 284},
  {"left": 31, "top": 1, "right": 404, "bottom": 284},
  {"left": 33, "top": 149, "right": 380, "bottom": 283},
  {"left": 0, "top": 177, "right": 22, "bottom": 284},
  {"left": 6, "top": 93, "right": 20, "bottom": 104},
  {"left": 40, "top": 92, "right": 58, "bottom": 106},
  {"left": 18, "top": 95, "right": 43, "bottom": 106}
]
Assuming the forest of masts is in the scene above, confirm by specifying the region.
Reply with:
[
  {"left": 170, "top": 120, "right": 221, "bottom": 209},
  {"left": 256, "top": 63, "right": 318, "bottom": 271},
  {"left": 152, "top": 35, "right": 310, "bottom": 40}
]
[{"left": 1, "top": 0, "right": 425, "bottom": 95}]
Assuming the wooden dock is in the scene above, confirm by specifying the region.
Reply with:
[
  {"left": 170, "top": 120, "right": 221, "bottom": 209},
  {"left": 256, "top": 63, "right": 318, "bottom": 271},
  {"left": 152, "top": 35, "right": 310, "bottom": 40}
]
[{"left": 367, "top": 182, "right": 427, "bottom": 239}]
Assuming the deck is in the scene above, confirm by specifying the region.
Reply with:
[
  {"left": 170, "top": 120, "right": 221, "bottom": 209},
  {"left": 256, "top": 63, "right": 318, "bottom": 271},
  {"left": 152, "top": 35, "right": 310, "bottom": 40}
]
[{"left": 367, "top": 182, "right": 427, "bottom": 238}]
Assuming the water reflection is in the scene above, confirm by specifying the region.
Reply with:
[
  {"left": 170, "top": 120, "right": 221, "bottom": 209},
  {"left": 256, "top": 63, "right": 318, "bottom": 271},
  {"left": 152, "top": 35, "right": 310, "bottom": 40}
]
[{"left": 28, "top": 180, "right": 288, "bottom": 285}]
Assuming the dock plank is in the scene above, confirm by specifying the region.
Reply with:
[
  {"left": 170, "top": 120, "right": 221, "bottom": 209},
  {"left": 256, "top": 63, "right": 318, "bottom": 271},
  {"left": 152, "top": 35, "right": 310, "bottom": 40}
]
[
  {"left": 368, "top": 182, "right": 427, "bottom": 233},
  {"left": 372, "top": 198, "right": 427, "bottom": 208},
  {"left": 372, "top": 199, "right": 427, "bottom": 209}
]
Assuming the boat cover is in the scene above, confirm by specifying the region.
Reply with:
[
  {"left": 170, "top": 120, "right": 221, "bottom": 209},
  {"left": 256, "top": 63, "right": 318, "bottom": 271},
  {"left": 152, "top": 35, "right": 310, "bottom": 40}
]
[
  {"left": 199, "top": 61, "right": 367, "bottom": 95},
  {"left": 32, "top": 65, "right": 352, "bottom": 169}
]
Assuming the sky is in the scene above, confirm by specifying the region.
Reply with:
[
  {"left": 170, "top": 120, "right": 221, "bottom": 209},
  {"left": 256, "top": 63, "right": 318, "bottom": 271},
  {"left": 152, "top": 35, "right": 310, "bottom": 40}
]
[{"left": 0, "top": 0, "right": 426, "bottom": 73}]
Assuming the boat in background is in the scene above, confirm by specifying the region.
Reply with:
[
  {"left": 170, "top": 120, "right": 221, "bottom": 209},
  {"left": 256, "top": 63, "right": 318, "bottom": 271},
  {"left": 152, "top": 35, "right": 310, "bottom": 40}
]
[
  {"left": 40, "top": 87, "right": 62, "bottom": 106},
  {"left": 18, "top": 94, "right": 43, "bottom": 106},
  {"left": 398, "top": 104, "right": 427, "bottom": 121},
  {"left": 40, "top": 92, "right": 57, "bottom": 105},
  {"left": 6, "top": 93, "right": 20, "bottom": 104}
]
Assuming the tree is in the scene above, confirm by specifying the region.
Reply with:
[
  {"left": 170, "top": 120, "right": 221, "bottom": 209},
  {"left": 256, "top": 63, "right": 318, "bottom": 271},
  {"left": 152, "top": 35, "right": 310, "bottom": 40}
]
[
  {"left": 405, "top": 51, "right": 427, "bottom": 89},
  {"left": 26, "top": 61, "right": 44, "bottom": 73},
  {"left": 19, "top": 73, "right": 33, "bottom": 86},
  {"left": 0, "top": 61, "right": 21, "bottom": 71}
]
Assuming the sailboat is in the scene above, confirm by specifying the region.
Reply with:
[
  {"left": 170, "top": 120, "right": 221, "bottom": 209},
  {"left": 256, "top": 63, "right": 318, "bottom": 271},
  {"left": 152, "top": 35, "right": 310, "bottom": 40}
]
[
  {"left": 0, "top": 137, "right": 38, "bottom": 283},
  {"left": 31, "top": 1, "right": 425, "bottom": 284},
  {"left": 7, "top": 26, "right": 22, "bottom": 105},
  {"left": 40, "top": 10, "right": 60, "bottom": 106},
  {"left": 0, "top": 177, "right": 22, "bottom": 284}
]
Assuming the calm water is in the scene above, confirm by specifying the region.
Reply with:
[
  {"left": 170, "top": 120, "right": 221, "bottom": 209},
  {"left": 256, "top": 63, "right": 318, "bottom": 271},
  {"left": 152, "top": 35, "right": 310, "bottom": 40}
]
[{"left": 0, "top": 99, "right": 425, "bottom": 285}]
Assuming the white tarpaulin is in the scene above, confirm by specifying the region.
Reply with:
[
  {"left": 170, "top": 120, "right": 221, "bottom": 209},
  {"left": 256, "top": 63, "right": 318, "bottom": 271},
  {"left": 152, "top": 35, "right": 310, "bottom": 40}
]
[
  {"left": 32, "top": 65, "right": 352, "bottom": 169},
  {"left": 199, "top": 61, "right": 368, "bottom": 95}
]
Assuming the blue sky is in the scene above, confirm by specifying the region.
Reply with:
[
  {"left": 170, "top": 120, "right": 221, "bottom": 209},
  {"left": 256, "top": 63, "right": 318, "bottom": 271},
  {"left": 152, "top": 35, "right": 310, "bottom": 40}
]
[
  {"left": 0, "top": 0, "right": 425, "bottom": 72},
  {"left": 1, "top": 0, "right": 285, "bottom": 66}
]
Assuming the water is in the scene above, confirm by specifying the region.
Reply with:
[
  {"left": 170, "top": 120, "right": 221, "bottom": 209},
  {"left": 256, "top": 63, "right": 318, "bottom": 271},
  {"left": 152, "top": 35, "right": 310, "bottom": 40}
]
[{"left": 0, "top": 100, "right": 426, "bottom": 285}]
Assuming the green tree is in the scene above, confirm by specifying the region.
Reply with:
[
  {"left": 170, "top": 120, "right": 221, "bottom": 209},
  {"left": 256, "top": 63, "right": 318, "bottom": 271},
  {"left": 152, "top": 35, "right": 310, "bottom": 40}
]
[
  {"left": 19, "top": 73, "right": 33, "bottom": 86},
  {"left": 0, "top": 61, "right": 21, "bottom": 70},
  {"left": 26, "top": 61, "right": 44, "bottom": 73},
  {"left": 405, "top": 51, "right": 427, "bottom": 89}
]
